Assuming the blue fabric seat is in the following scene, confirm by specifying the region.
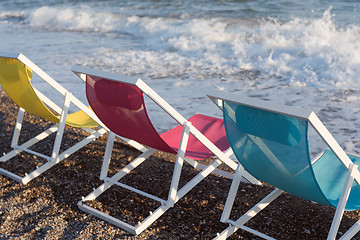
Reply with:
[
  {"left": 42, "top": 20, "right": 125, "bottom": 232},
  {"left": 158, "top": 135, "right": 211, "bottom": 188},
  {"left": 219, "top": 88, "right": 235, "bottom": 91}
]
[
  {"left": 314, "top": 150, "right": 360, "bottom": 210},
  {"left": 208, "top": 90, "right": 360, "bottom": 240},
  {"left": 224, "top": 101, "right": 360, "bottom": 211}
]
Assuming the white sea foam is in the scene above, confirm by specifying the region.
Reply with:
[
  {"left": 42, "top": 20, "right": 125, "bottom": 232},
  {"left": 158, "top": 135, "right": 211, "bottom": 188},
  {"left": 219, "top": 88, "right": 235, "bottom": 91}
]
[
  {"left": 2, "top": 4, "right": 360, "bottom": 153},
  {"left": 28, "top": 6, "right": 118, "bottom": 32},
  {"left": 25, "top": 6, "right": 360, "bottom": 90}
]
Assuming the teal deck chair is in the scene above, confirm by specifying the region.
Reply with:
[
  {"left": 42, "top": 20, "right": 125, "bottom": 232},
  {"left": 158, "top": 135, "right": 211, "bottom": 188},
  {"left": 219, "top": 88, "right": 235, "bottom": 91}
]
[{"left": 208, "top": 91, "right": 360, "bottom": 240}]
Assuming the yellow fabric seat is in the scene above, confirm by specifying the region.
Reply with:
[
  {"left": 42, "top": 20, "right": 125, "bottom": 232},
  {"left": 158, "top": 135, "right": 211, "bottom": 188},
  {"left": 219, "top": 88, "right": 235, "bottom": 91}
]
[{"left": 0, "top": 58, "right": 98, "bottom": 128}]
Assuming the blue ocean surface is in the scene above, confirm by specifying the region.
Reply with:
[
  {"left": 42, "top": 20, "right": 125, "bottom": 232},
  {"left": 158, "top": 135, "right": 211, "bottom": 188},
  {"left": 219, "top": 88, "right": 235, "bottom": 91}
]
[{"left": 0, "top": 0, "right": 360, "bottom": 153}]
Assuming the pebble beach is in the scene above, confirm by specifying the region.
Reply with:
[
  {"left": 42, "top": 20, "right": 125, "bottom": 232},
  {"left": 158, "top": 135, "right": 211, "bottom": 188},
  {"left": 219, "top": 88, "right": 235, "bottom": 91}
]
[
  {"left": 1, "top": 0, "right": 360, "bottom": 239},
  {"left": 1, "top": 90, "right": 360, "bottom": 239}
]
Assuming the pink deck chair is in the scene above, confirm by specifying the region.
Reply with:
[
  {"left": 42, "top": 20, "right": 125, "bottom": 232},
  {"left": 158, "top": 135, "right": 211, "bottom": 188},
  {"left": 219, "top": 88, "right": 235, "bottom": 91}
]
[{"left": 72, "top": 65, "right": 259, "bottom": 235}]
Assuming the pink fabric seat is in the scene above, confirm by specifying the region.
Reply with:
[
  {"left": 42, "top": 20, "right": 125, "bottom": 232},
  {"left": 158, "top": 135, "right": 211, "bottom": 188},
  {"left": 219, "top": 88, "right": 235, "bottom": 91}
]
[
  {"left": 161, "top": 114, "right": 229, "bottom": 160},
  {"left": 86, "top": 74, "right": 230, "bottom": 160}
]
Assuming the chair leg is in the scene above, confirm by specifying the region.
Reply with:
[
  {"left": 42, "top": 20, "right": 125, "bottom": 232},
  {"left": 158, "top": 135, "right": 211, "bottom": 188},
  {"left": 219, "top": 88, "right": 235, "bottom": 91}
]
[
  {"left": 167, "top": 122, "right": 190, "bottom": 207},
  {"left": 51, "top": 92, "right": 71, "bottom": 163},
  {"left": 11, "top": 107, "right": 25, "bottom": 148},
  {"left": 215, "top": 164, "right": 359, "bottom": 240},
  {"left": 327, "top": 163, "right": 357, "bottom": 240},
  {"left": 221, "top": 164, "right": 245, "bottom": 222},
  {"left": 100, "top": 131, "right": 116, "bottom": 180}
]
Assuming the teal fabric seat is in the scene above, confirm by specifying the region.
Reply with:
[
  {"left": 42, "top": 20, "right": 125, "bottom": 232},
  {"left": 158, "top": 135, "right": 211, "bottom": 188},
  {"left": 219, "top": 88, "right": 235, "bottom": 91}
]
[
  {"left": 314, "top": 150, "right": 360, "bottom": 210},
  {"left": 208, "top": 90, "right": 360, "bottom": 240},
  {"left": 223, "top": 101, "right": 360, "bottom": 211}
]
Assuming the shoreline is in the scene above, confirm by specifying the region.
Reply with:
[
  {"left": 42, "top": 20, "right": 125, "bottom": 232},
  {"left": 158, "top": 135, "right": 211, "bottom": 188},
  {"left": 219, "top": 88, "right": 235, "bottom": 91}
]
[{"left": 0, "top": 89, "right": 359, "bottom": 239}]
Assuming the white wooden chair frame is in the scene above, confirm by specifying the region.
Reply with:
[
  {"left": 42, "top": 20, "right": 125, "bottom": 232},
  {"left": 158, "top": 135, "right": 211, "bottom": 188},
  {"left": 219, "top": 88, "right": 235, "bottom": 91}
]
[
  {"left": 0, "top": 52, "right": 144, "bottom": 184},
  {"left": 208, "top": 90, "right": 360, "bottom": 240},
  {"left": 72, "top": 66, "right": 260, "bottom": 235}
]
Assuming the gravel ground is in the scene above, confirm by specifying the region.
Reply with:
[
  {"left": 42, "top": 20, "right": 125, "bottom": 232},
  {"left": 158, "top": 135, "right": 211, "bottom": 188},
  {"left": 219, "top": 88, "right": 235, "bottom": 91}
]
[{"left": 0, "top": 89, "right": 360, "bottom": 239}]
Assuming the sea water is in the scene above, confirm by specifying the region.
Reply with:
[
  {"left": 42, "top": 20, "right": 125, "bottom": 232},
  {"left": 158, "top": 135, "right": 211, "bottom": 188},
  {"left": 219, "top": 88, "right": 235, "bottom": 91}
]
[{"left": 0, "top": 0, "right": 360, "bottom": 154}]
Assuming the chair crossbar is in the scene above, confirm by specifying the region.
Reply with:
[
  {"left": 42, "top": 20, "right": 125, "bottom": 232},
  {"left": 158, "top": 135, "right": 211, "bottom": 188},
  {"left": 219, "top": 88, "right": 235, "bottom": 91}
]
[
  {"left": 116, "top": 136, "right": 149, "bottom": 153},
  {"left": 78, "top": 202, "right": 137, "bottom": 235},
  {"left": 0, "top": 168, "right": 24, "bottom": 183},
  {"left": 0, "top": 160, "right": 57, "bottom": 184},
  {"left": 107, "top": 148, "right": 157, "bottom": 182},
  {"left": 232, "top": 188, "right": 283, "bottom": 226},
  {"left": 103, "top": 177, "right": 167, "bottom": 204},
  {"left": 13, "top": 146, "right": 52, "bottom": 161},
  {"left": 216, "top": 188, "right": 283, "bottom": 240},
  {"left": 34, "top": 88, "right": 63, "bottom": 115},
  {"left": 20, "top": 161, "right": 57, "bottom": 184},
  {"left": 339, "top": 220, "right": 360, "bottom": 240},
  {"left": 17, "top": 54, "right": 69, "bottom": 96},
  {"left": 82, "top": 148, "right": 157, "bottom": 201},
  {"left": 183, "top": 147, "right": 236, "bottom": 179},
  {"left": 82, "top": 127, "right": 97, "bottom": 135},
  {"left": 17, "top": 124, "right": 59, "bottom": 150},
  {"left": 134, "top": 203, "right": 170, "bottom": 234},
  {"left": 57, "top": 127, "right": 107, "bottom": 161},
  {"left": 226, "top": 220, "right": 277, "bottom": 240},
  {"left": 78, "top": 194, "right": 175, "bottom": 236},
  {"left": 175, "top": 158, "right": 222, "bottom": 200},
  {"left": 0, "top": 124, "right": 59, "bottom": 162},
  {"left": 184, "top": 157, "right": 234, "bottom": 179},
  {"left": 0, "top": 127, "right": 107, "bottom": 184}
]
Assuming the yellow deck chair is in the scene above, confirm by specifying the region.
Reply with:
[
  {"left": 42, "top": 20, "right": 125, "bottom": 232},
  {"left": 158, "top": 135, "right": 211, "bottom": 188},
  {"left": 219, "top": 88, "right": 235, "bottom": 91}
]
[{"left": 0, "top": 52, "right": 145, "bottom": 184}]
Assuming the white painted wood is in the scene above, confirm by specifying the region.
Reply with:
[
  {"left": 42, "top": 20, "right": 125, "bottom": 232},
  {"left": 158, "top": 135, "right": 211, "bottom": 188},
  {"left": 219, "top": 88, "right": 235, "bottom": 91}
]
[{"left": 207, "top": 90, "right": 313, "bottom": 120}]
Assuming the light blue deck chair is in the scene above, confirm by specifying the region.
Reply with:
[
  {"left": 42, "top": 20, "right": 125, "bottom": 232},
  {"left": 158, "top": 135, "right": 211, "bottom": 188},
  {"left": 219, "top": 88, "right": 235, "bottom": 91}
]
[{"left": 208, "top": 91, "right": 360, "bottom": 240}]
